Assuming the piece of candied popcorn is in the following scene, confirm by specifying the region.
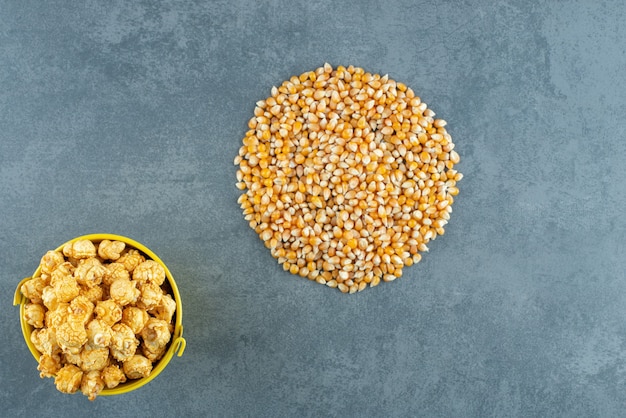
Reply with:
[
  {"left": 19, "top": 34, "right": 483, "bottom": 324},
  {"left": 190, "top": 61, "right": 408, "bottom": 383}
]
[
  {"left": 101, "top": 363, "right": 127, "bottom": 389},
  {"left": 110, "top": 323, "right": 138, "bottom": 362},
  {"left": 80, "top": 284, "right": 104, "bottom": 304},
  {"left": 74, "top": 258, "right": 107, "bottom": 288},
  {"left": 80, "top": 347, "right": 110, "bottom": 372},
  {"left": 67, "top": 295, "right": 94, "bottom": 326},
  {"left": 94, "top": 299, "right": 122, "bottom": 326},
  {"left": 150, "top": 293, "right": 176, "bottom": 323},
  {"left": 86, "top": 318, "right": 112, "bottom": 349},
  {"left": 136, "top": 282, "right": 163, "bottom": 311},
  {"left": 50, "top": 262, "right": 74, "bottom": 286},
  {"left": 104, "top": 262, "right": 130, "bottom": 286},
  {"left": 97, "top": 240, "right": 126, "bottom": 261},
  {"left": 24, "top": 302, "right": 46, "bottom": 328},
  {"left": 20, "top": 275, "right": 47, "bottom": 304},
  {"left": 39, "top": 250, "right": 65, "bottom": 275},
  {"left": 142, "top": 341, "right": 167, "bottom": 362},
  {"left": 45, "top": 303, "right": 69, "bottom": 331},
  {"left": 117, "top": 249, "right": 145, "bottom": 273},
  {"left": 109, "top": 278, "right": 140, "bottom": 306},
  {"left": 56, "top": 321, "right": 88, "bottom": 354},
  {"left": 41, "top": 272, "right": 51, "bottom": 284},
  {"left": 42, "top": 285, "right": 59, "bottom": 310},
  {"left": 38, "top": 352, "right": 62, "bottom": 378},
  {"left": 55, "top": 364, "right": 83, "bottom": 394},
  {"left": 81, "top": 370, "right": 105, "bottom": 401},
  {"left": 123, "top": 354, "right": 152, "bottom": 380},
  {"left": 31, "top": 328, "right": 58, "bottom": 356},
  {"left": 140, "top": 318, "right": 172, "bottom": 354},
  {"left": 63, "top": 240, "right": 96, "bottom": 260},
  {"left": 52, "top": 274, "right": 80, "bottom": 304},
  {"left": 121, "top": 306, "right": 149, "bottom": 335},
  {"left": 63, "top": 350, "right": 82, "bottom": 367},
  {"left": 64, "top": 257, "right": 78, "bottom": 267},
  {"left": 132, "top": 260, "right": 165, "bottom": 286}
]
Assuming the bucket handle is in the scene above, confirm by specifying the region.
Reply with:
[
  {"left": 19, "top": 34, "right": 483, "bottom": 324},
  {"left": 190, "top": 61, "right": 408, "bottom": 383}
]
[
  {"left": 173, "top": 325, "right": 186, "bottom": 357},
  {"left": 14, "top": 277, "right": 31, "bottom": 306}
]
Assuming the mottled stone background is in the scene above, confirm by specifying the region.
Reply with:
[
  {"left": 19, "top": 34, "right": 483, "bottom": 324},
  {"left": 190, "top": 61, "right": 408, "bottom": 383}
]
[{"left": 1, "top": 0, "right": 625, "bottom": 416}]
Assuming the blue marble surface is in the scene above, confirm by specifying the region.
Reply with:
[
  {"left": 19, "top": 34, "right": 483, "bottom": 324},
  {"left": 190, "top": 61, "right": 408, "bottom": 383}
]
[{"left": 1, "top": 0, "right": 625, "bottom": 416}]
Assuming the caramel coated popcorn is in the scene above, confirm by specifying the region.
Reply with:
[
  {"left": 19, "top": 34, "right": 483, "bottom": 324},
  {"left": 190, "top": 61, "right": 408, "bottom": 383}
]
[
  {"left": 20, "top": 239, "right": 177, "bottom": 400},
  {"left": 97, "top": 240, "right": 125, "bottom": 261},
  {"left": 55, "top": 364, "right": 83, "bottom": 394},
  {"left": 101, "top": 363, "right": 126, "bottom": 389},
  {"left": 63, "top": 240, "right": 96, "bottom": 260},
  {"left": 24, "top": 303, "right": 45, "bottom": 328},
  {"left": 81, "top": 370, "right": 105, "bottom": 401},
  {"left": 122, "top": 354, "right": 152, "bottom": 379}
]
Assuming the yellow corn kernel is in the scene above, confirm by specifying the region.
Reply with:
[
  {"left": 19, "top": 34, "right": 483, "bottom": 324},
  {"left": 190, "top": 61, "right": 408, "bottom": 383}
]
[{"left": 310, "top": 196, "right": 323, "bottom": 208}]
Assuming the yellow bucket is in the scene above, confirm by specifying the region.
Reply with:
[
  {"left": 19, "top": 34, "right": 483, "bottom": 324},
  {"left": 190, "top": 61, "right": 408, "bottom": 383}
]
[{"left": 13, "top": 233, "right": 186, "bottom": 396}]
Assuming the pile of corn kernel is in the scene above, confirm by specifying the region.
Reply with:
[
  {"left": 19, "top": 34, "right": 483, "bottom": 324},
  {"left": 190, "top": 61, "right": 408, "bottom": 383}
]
[
  {"left": 235, "top": 63, "right": 462, "bottom": 293},
  {"left": 20, "top": 239, "right": 176, "bottom": 400}
]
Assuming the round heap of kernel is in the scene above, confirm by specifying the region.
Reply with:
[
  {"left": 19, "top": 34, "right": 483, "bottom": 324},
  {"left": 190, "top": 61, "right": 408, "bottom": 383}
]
[{"left": 235, "top": 63, "right": 462, "bottom": 293}]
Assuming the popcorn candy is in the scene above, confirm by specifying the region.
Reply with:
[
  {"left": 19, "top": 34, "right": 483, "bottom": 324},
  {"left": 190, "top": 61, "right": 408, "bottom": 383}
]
[
  {"left": 80, "top": 284, "right": 104, "bottom": 304},
  {"left": 40, "top": 250, "right": 65, "bottom": 274},
  {"left": 132, "top": 260, "right": 165, "bottom": 286},
  {"left": 31, "top": 328, "right": 58, "bottom": 356},
  {"left": 136, "top": 282, "right": 163, "bottom": 311},
  {"left": 62, "top": 240, "right": 96, "bottom": 260},
  {"left": 140, "top": 318, "right": 171, "bottom": 351},
  {"left": 67, "top": 295, "right": 94, "bottom": 325},
  {"left": 42, "top": 286, "right": 59, "bottom": 310},
  {"left": 122, "top": 306, "right": 149, "bottom": 335},
  {"left": 56, "top": 321, "right": 88, "bottom": 354},
  {"left": 142, "top": 344, "right": 167, "bottom": 362},
  {"left": 109, "top": 278, "right": 140, "bottom": 306},
  {"left": 86, "top": 318, "right": 112, "bottom": 349},
  {"left": 104, "top": 262, "right": 130, "bottom": 286},
  {"left": 140, "top": 318, "right": 171, "bottom": 362},
  {"left": 101, "top": 363, "right": 127, "bottom": 389},
  {"left": 45, "top": 303, "right": 69, "bottom": 331},
  {"left": 24, "top": 303, "right": 46, "bottom": 328},
  {"left": 38, "top": 352, "right": 62, "bottom": 378},
  {"left": 81, "top": 370, "right": 105, "bottom": 401},
  {"left": 97, "top": 240, "right": 125, "bottom": 261},
  {"left": 50, "top": 261, "right": 76, "bottom": 285},
  {"left": 151, "top": 293, "right": 176, "bottom": 323},
  {"left": 94, "top": 299, "right": 122, "bottom": 326},
  {"left": 50, "top": 262, "right": 74, "bottom": 285},
  {"left": 20, "top": 276, "right": 47, "bottom": 304},
  {"left": 21, "top": 238, "right": 177, "bottom": 400},
  {"left": 52, "top": 274, "right": 80, "bottom": 304},
  {"left": 55, "top": 364, "right": 83, "bottom": 394},
  {"left": 63, "top": 351, "right": 82, "bottom": 368},
  {"left": 116, "top": 249, "right": 145, "bottom": 273},
  {"left": 80, "top": 347, "right": 110, "bottom": 372},
  {"left": 123, "top": 355, "right": 152, "bottom": 379},
  {"left": 74, "top": 258, "right": 107, "bottom": 288},
  {"left": 110, "top": 323, "right": 138, "bottom": 362}
]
